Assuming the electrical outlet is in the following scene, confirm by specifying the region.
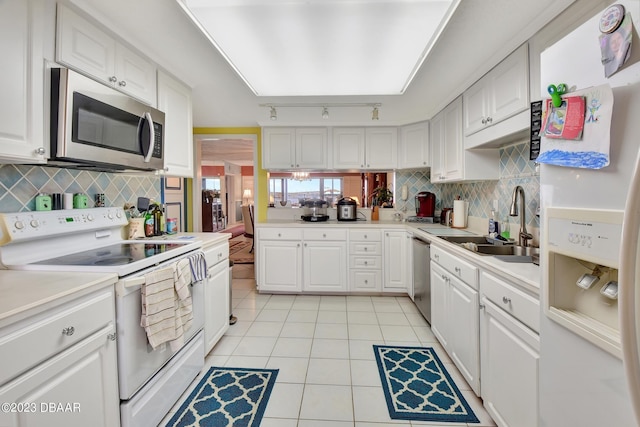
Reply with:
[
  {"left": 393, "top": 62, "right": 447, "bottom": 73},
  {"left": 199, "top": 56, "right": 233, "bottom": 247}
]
[{"left": 492, "top": 199, "right": 499, "bottom": 211}]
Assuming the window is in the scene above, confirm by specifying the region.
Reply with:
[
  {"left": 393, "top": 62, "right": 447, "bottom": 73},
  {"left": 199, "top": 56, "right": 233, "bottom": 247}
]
[
  {"left": 269, "top": 177, "right": 342, "bottom": 206},
  {"left": 202, "top": 178, "right": 221, "bottom": 191}
]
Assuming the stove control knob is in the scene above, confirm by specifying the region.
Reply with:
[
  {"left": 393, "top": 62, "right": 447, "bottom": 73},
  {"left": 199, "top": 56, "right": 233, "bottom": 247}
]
[
  {"left": 87, "top": 214, "right": 94, "bottom": 221},
  {"left": 115, "top": 211, "right": 122, "bottom": 218},
  {"left": 14, "top": 220, "right": 25, "bottom": 230},
  {"left": 30, "top": 219, "right": 39, "bottom": 228},
  {"left": 107, "top": 213, "right": 114, "bottom": 219}
]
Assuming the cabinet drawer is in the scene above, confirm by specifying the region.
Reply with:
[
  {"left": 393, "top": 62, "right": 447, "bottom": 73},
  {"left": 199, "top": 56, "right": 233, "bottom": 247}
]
[
  {"left": 350, "top": 255, "right": 382, "bottom": 269},
  {"left": 349, "top": 241, "right": 382, "bottom": 255},
  {"left": 481, "top": 271, "right": 539, "bottom": 333},
  {"left": 349, "top": 229, "right": 381, "bottom": 242},
  {"left": 350, "top": 270, "right": 382, "bottom": 292},
  {"left": 204, "top": 242, "right": 229, "bottom": 267},
  {"left": 303, "top": 228, "right": 347, "bottom": 241},
  {"left": 0, "top": 288, "right": 114, "bottom": 385},
  {"left": 431, "top": 245, "right": 478, "bottom": 289},
  {"left": 259, "top": 228, "right": 302, "bottom": 241}
]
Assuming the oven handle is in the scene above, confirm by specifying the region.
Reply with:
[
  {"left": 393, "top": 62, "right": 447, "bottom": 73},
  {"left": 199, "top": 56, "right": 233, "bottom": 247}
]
[{"left": 121, "top": 276, "right": 199, "bottom": 289}]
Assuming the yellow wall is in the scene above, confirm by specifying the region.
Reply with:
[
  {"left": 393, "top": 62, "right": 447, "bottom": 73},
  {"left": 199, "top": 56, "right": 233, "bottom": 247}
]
[{"left": 193, "top": 127, "right": 266, "bottom": 222}]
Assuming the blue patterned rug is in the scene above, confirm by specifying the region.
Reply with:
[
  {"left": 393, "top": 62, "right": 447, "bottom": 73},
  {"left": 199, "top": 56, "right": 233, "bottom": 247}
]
[
  {"left": 373, "top": 345, "right": 479, "bottom": 423},
  {"left": 164, "top": 366, "right": 278, "bottom": 427}
]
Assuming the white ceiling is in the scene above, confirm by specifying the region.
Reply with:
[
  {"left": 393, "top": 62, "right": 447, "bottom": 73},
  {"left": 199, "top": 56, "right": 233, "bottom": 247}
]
[
  {"left": 181, "top": 0, "right": 459, "bottom": 96},
  {"left": 70, "top": 0, "right": 588, "bottom": 163}
]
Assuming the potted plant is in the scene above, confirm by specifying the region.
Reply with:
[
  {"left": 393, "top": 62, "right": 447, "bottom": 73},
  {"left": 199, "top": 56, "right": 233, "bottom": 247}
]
[{"left": 372, "top": 186, "right": 393, "bottom": 207}]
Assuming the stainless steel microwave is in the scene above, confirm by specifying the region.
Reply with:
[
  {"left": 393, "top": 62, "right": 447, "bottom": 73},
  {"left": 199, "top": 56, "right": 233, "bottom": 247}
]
[{"left": 50, "top": 68, "right": 165, "bottom": 171}]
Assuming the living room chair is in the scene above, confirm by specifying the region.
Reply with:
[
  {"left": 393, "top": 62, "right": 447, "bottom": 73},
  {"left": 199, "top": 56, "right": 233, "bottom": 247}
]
[{"left": 241, "top": 204, "right": 254, "bottom": 253}]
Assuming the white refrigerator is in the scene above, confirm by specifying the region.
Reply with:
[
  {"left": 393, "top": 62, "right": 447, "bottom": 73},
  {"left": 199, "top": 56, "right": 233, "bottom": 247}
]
[{"left": 539, "top": 1, "right": 640, "bottom": 426}]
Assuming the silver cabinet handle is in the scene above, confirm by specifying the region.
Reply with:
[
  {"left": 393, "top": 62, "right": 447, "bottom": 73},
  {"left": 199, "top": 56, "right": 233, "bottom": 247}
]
[
  {"left": 278, "top": 233, "right": 282, "bottom": 237},
  {"left": 118, "top": 80, "right": 127, "bottom": 87},
  {"left": 364, "top": 261, "right": 368, "bottom": 265},
  {"left": 486, "top": 116, "right": 493, "bottom": 123},
  {"left": 481, "top": 118, "right": 487, "bottom": 124},
  {"left": 441, "top": 274, "right": 447, "bottom": 280},
  {"left": 364, "top": 279, "right": 368, "bottom": 284},
  {"left": 502, "top": 296, "right": 511, "bottom": 304},
  {"left": 62, "top": 327, "right": 75, "bottom": 336},
  {"left": 109, "top": 76, "right": 117, "bottom": 83},
  {"left": 107, "top": 332, "right": 116, "bottom": 341},
  {"left": 455, "top": 266, "right": 461, "bottom": 274},
  {"left": 297, "top": 243, "right": 300, "bottom": 247},
  {"left": 364, "top": 235, "right": 368, "bottom": 239},
  {"left": 323, "top": 233, "right": 326, "bottom": 238},
  {"left": 364, "top": 247, "right": 368, "bottom": 251},
  {"left": 34, "top": 147, "right": 45, "bottom": 155},
  {"left": 304, "top": 243, "right": 307, "bottom": 247}
]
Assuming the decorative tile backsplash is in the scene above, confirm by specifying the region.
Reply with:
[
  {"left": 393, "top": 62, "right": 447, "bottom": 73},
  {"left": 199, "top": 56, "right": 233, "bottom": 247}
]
[
  {"left": 0, "top": 165, "right": 161, "bottom": 213},
  {"left": 395, "top": 139, "right": 540, "bottom": 228}
]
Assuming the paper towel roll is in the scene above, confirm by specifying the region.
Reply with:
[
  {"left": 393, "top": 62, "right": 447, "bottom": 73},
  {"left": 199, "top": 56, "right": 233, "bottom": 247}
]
[{"left": 453, "top": 200, "right": 467, "bottom": 228}]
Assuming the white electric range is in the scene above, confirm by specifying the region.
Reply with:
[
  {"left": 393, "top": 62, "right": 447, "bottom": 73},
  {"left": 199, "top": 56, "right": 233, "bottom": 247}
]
[{"left": 0, "top": 208, "right": 205, "bottom": 427}]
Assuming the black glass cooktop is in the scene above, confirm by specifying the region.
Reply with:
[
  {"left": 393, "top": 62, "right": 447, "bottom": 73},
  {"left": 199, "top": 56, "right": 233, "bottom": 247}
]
[{"left": 32, "top": 242, "right": 188, "bottom": 266}]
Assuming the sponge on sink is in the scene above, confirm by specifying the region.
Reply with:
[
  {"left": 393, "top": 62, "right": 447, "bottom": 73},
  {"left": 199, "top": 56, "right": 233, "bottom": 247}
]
[{"left": 461, "top": 242, "right": 478, "bottom": 252}]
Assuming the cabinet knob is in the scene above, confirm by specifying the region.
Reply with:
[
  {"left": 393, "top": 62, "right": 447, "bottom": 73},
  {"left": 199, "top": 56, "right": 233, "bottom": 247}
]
[
  {"left": 304, "top": 243, "right": 307, "bottom": 247},
  {"left": 323, "top": 233, "right": 326, "bottom": 238},
  {"left": 481, "top": 118, "right": 487, "bottom": 125},
  {"left": 364, "top": 247, "right": 368, "bottom": 251},
  {"left": 62, "top": 326, "right": 75, "bottom": 336},
  {"left": 297, "top": 243, "right": 300, "bottom": 247},
  {"left": 364, "top": 261, "right": 368, "bottom": 265},
  {"left": 296, "top": 164, "right": 299, "bottom": 167},
  {"left": 107, "top": 332, "right": 116, "bottom": 341},
  {"left": 455, "top": 266, "right": 461, "bottom": 274},
  {"left": 34, "top": 147, "right": 45, "bottom": 155},
  {"left": 364, "top": 279, "right": 368, "bottom": 284},
  {"left": 367, "top": 164, "right": 370, "bottom": 168},
  {"left": 278, "top": 233, "right": 281, "bottom": 237},
  {"left": 486, "top": 116, "right": 493, "bottom": 123},
  {"left": 502, "top": 296, "right": 511, "bottom": 304},
  {"left": 291, "top": 164, "right": 294, "bottom": 167},
  {"left": 109, "top": 76, "right": 117, "bottom": 83},
  {"left": 118, "top": 80, "right": 127, "bottom": 87},
  {"left": 423, "top": 161, "right": 427, "bottom": 165},
  {"left": 361, "top": 164, "right": 364, "bottom": 168},
  {"left": 434, "top": 254, "right": 439, "bottom": 260}
]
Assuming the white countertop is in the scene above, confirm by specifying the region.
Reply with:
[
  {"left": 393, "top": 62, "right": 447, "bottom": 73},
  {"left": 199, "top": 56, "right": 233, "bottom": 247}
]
[
  {"left": 0, "top": 271, "right": 118, "bottom": 327},
  {"left": 257, "top": 219, "right": 540, "bottom": 295},
  {"left": 148, "top": 231, "right": 231, "bottom": 249}
]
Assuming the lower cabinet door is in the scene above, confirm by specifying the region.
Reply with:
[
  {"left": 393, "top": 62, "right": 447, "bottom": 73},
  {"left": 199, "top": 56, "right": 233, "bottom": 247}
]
[
  {"left": 205, "top": 260, "right": 230, "bottom": 354},
  {"left": 481, "top": 297, "right": 539, "bottom": 427},
  {"left": 449, "top": 275, "right": 480, "bottom": 395},
  {"left": 259, "top": 241, "right": 302, "bottom": 292},
  {"left": 430, "top": 262, "right": 450, "bottom": 350},
  {"left": 0, "top": 325, "right": 120, "bottom": 427},
  {"left": 303, "top": 241, "right": 347, "bottom": 292}
]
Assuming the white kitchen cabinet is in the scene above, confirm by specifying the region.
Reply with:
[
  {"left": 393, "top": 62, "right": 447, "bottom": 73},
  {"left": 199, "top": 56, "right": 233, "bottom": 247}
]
[
  {"left": 157, "top": 70, "right": 194, "bottom": 178},
  {"left": 349, "top": 229, "right": 382, "bottom": 292},
  {"left": 203, "top": 242, "right": 230, "bottom": 355},
  {"left": 0, "top": 0, "right": 48, "bottom": 164},
  {"left": 430, "top": 245, "right": 480, "bottom": 395},
  {"left": 262, "top": 127, "right": 328, "bottom": 170},
  {"left": 430, "top": 97, "right": 499, "bottom": 183},
  {"left": 333, "top": 127, "right": 397, "bottom": 170},
  {"left": 257, "top": 228, "right": 303, "bottom": 292},
  {"left": 302, "top": 228, "right": 347, "bottom": 292},
  {"left": 383, "top": 230, "right": 411, "bottom": 295},
  {"left": 398, "top": 121, "right": 430, "bottom": 169},
  {"left": 480, "top": 271, "right": 539, "bottom": 427},
  {"left": 56, "top": 3, "right": 156, "bottom": 105},
  {"left": 463, "top": 44, "right": 529, "bottom": 140},
  {"left": 0, "top": 287, "right": 120, "bottom": 427}
]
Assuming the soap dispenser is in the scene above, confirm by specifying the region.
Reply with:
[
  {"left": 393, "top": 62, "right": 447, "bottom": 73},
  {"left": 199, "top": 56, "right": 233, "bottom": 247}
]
[{"left": 488, "top": 210, "right": 496, "bottom": 237}]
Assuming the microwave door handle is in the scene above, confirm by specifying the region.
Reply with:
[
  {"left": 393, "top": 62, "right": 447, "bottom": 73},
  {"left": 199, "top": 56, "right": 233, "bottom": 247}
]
[{"left": 143, "top": 112, "right": 154, "bottom": 163}]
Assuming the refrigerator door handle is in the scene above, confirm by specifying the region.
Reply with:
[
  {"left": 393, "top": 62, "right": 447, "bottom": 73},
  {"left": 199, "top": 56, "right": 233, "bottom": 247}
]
[{"left": 619, "top": 149, "right": 640, "bottom": 426}]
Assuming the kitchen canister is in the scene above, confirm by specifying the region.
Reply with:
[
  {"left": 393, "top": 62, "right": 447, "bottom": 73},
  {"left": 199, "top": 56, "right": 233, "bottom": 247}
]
[
  {"left": 73, "top": 193, "right": 88, "bottom": 209},
  {"left": 35, "top": 193, "right": 52, "bottom": 211},
  {"left": 63, "top": 193, "right": 74, "bottom": 209}
]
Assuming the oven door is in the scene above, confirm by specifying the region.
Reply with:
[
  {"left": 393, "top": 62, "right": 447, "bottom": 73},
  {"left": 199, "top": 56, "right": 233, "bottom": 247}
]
[
  {"left": 52, "top": 68, "right": 165, "bottom": 171},
  {"left": 115, "top": 254, "right": 204, "bottom": 400}
]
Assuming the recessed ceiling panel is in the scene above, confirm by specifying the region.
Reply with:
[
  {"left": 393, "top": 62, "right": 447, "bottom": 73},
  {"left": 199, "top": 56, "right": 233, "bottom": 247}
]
[{"left": 182, "top": 0, "right": 458, "bottom": 96}]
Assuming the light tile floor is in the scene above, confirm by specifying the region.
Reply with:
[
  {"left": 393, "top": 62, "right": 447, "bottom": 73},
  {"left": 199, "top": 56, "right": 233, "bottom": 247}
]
[{"left": 161, "top": 263, "right": 497, "bottom": 427}]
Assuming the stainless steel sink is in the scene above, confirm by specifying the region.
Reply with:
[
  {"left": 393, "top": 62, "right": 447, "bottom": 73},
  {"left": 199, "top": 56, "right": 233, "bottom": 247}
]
[
  {"left": 438, "top": 236, "right": 489, "bottom": 244},
  {"left": 473, "top": 245, "right": 540, "bottom": 256}
]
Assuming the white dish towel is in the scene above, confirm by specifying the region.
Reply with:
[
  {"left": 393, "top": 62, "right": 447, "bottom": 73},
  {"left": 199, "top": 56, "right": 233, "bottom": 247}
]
[{"left": 140, "top": 259, "right": 193, "bottom": 351}]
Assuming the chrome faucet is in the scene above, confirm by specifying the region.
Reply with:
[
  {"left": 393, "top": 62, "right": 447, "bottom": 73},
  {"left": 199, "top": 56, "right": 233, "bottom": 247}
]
[{"left": 509, "top": 185, "right": 533, "bottom": 247}]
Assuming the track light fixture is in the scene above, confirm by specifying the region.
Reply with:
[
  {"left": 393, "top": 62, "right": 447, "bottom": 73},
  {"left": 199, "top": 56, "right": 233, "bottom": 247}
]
[
  {"left": 372, "top": 106, "right": 379, "bottom": 120},
  {"left": 260, "top": 103, "right": 381, "bottom": 121},
  {"left": 270, "top": 106, "right": 277, "bottom": 120},
  {"left": 322, "top": 107, "right": 329, "bottom": 119}
]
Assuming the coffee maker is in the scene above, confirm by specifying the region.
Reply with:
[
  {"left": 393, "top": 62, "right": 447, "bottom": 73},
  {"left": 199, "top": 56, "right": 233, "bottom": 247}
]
[{"left": 415, "top": 192, "right": 436, "bottom": 217}]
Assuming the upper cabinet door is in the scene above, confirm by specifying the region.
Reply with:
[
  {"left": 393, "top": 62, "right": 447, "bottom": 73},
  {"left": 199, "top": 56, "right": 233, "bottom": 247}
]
[
  {"left": 295, "top": 127, "right": 328, "bottom": 169},
  {"left": 157, "top": 70, "right": 194, "bottom": 178},
  {"left": 263, "top": 128, "right": 296, "bottom": 169},
  {"left": 399, "top": 121, "right": 429, "bottom": 169},
  {"left": 114, "top": 44, "right": 157, "bottom": 105},
  {"left": 0, "top": 0, "right": 47, "bottom": 163},
  {"left": 443, "top": 98, "right": 463, "bottom": 181},
  {"left": 463, "top": 79, "right": 491, "bottom": 136},
  {"left": 56, "top": 4, "right": 116, "bottom": 85},
  {"left": 430, "top": 111, "right": 444, "bottom": 180},
  {"left": 489, "top": 43, "right": 529, "bottom": 124},
  {"left": 365, "top": 127, "right": 397, "bottom": 170},
  {"left": 332, "top": 128, "right": 366, "bottom": 169}
]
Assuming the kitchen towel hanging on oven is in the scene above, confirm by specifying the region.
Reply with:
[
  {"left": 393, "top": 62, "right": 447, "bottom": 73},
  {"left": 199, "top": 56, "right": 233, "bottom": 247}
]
[{"left": 139, "top": 259, "right": 193, "bottom": 351}]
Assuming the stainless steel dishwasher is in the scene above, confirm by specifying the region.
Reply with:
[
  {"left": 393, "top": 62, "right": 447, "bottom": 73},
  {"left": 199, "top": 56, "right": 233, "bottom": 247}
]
[{"left": 412, "top": 236, "right": 431, "bottom": 323}]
